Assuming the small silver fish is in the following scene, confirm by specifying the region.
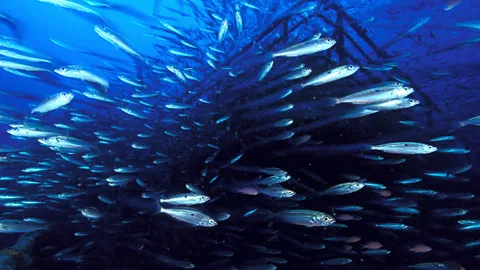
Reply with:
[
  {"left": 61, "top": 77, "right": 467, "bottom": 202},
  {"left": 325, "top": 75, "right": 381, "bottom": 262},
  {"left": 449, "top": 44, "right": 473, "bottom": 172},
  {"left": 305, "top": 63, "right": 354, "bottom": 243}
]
[
  {"left": 272, "top": 38, "right": 336, "bottom": 58},
  {"left": 371, "top": 142, "right": 437, "bottom": 155},
  {"left": 0, "top": 219, "right": 48, "bottom": 233},
  {"left": 274, "top": 210, "right": 335, "bottom": 227},
  {"left": 321, "top": 182, "right": 365, "bottom": 196},
  {"left": 31, "top": 92, "right": 74, "bottom": 114},
  {"left": 160, "top": 193, "right": 210, "bottom": 205},
  {"left": 157, "top": 206, "right": 217, "bottom": 227},
  {"left": 80, "top": 207, "right": 103, "bottom": 219},
  {"left": 302, "top": 65, "right": 359, "bottom": 87}
]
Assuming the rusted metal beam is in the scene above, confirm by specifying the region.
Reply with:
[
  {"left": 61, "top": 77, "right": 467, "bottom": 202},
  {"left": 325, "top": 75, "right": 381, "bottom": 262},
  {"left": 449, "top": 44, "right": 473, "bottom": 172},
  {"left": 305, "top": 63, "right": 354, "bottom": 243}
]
[
  {"left": 325, "top": 1, "right": 392, "bottom": 59},
  {"left": 0, "top": 231, "right": 43, "bottom": 270}
]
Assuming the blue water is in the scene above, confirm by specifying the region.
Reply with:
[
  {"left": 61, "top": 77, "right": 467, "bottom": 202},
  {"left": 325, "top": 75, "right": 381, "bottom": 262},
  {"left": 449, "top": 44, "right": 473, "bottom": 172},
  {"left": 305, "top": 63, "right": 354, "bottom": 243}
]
[{"left": 0, "top": 0, "right": 479, "bottom": 269}]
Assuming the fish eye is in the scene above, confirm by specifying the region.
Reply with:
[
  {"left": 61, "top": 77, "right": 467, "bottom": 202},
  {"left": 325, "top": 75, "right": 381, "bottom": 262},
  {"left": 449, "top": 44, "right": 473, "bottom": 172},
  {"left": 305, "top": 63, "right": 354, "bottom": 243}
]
[
  {"left": 326, "top": 38, "right": 332, "bottom": 42},
  {"left": 347, "top": 65, "right": 354, "bottom": 69},
  {"left": 323, "top": 217, "right": 330, "bottom": 222}
]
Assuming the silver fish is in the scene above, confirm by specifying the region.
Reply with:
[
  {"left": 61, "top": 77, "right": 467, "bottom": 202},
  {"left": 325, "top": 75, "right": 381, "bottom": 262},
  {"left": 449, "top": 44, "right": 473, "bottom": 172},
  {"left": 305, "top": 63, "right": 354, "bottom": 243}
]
[
  {"left": 160, "top": 193, "right": 211, "bottom": 205},
  {"left": 302, "top": 65, "right": 359, "bottom": 88},
  {"left": 55, "top": 65, "right": 109, "bottom": 91},
  {"left": 94, "top": 25, "right": 143, "bottom": 60},
  {"left": 0, "top": 219, "right": 48, "bottom": 233},
  {"left": 321, "top": 182, "right": 365, "bottom": 196},
  {"left": 218, "top": 19, "right": 228, "bottom": 43},
  {"left": 371, "top": 142, "right": 437, "bottom": 155},
  {"left": 157, "top": 206, "right": 217, "bottom": 227},
  {"left": 31, "top": 92, "right": 74, "bottom": 113},
  {"left": 272, "top": 38, "right": 336, "bottom": 58},
  {"left": 274, "top": 210, "right": 335, "bottom": 227}
]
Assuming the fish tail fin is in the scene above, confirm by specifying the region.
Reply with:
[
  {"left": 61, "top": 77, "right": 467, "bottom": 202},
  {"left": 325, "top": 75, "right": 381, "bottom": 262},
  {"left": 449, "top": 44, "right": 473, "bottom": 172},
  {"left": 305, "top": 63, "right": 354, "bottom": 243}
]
[
  {"left": 448, "top": 121, "right": 464, "bottom": 133},
  {"left": 153, "top": 200, "right": 164, "bottom": 215},
  {"left": 158, "top": 196, "right": 165, "bottom": 204},
  {"left": 319, "top": 98, "right": 340, "bottom": 108},
  {"left": 329, "top": 98, "right": 340, "bottom": 106},
  {"left": 264, "top": 52, "right": 274, "bottom": 61},
  {"left": 45, "top": 221, "right": 56, "bottom": 232}
]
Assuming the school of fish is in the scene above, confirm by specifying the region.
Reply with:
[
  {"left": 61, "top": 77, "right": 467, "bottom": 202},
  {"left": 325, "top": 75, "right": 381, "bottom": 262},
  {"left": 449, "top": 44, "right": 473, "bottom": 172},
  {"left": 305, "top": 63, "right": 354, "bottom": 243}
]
[{"left": 0, "top": 0, "right": 478, "bottom": 269}]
